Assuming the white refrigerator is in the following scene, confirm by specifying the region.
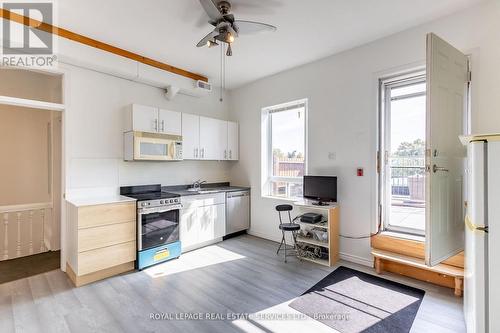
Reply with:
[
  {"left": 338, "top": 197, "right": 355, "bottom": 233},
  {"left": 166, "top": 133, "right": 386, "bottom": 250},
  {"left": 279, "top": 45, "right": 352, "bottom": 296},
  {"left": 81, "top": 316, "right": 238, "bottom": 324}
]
[{"left": 462, "top": 134, "right": 500, "bottom": 333}]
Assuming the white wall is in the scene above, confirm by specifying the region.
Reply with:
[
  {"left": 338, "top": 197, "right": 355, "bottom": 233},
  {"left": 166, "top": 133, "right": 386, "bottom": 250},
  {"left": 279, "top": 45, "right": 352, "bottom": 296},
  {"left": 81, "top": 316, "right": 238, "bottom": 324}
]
[
  {"left": 63, "top": 63, "right": 230, "bottom": 198},
  {"left": 228, "top": 1, "right": 500, "bottom": 265}
]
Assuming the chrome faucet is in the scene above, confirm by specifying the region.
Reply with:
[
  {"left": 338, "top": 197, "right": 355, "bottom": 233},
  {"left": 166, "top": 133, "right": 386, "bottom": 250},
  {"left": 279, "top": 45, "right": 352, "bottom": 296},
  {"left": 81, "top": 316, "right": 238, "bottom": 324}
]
[{"left": 192, "top": 179, "right": 207, "bottom": 191}]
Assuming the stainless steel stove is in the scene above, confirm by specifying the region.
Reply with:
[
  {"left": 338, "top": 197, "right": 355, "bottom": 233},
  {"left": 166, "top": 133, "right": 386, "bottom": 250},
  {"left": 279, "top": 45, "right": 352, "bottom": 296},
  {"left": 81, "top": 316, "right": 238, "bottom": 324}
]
[{"left": 120, "top": 184, "right": 182, "bottom": 269}]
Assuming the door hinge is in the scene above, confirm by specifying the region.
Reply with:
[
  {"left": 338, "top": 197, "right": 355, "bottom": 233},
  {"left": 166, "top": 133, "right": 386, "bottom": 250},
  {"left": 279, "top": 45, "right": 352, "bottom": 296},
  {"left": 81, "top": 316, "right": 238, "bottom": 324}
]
[{"left": 376, "top": 151, "right": 380, "bottom": 174}]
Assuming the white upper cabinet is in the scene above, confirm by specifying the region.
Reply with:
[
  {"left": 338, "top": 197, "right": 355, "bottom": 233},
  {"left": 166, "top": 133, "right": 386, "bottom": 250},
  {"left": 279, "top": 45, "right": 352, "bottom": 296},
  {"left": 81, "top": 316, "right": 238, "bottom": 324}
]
[
  {"left": 182, "top": 113, "right": 200, "bottom": 159},
  {"left": 130, "top": 104, "right": 158, "bottom": 133},
  {"left": 159, "top": 108, "right": 181, "bottom": 135},
  {"left": 227, "top": 121, "right": 239, "bottom": 160},
  {"left": 181, "top": 114, "right": 239, "bottom": 161},
  {"left": 199, "top": 117, "right": 227, "bottom": 160},
  {"left": 128, "top": 108, "right": 240, "bottom": 161},
  {"left": 126, "top": 104, "right": 181, "bottom": 135},
  {"left": 199, "top": 116, "right": 218, "bottom": 160}
]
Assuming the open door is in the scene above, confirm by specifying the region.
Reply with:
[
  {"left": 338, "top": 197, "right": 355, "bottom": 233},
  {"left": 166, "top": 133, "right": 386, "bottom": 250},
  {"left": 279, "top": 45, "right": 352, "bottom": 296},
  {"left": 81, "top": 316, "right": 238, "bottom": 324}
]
[{"left": 425, "top": 33, "right": 468, "bottom": 266}]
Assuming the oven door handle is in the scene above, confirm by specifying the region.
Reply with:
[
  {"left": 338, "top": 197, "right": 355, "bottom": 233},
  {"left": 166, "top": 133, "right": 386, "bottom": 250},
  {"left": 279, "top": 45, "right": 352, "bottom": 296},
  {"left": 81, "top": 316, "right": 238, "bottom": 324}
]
[{"left": 138, "top": 204, "right": 183, "bottom": 215}]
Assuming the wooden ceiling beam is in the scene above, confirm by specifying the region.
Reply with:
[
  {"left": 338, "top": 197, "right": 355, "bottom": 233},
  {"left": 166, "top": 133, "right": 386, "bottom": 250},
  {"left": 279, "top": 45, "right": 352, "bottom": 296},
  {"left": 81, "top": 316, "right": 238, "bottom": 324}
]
[{"left": 0, "top": 8, "right": 208, "bottom": 82}]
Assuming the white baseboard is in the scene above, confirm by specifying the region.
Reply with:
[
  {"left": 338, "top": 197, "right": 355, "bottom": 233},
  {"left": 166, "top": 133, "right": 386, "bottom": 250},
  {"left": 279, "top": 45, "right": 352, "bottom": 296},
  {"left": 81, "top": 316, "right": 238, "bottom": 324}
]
[
  {"left": 339, "top": 252, "right": 373, "bottom": 267},
  {"left": 182, "top": 238, "right": 223, "bottom": 253},
  {"left": 247, "top": 230, "right": 281, "bottom": 243}
]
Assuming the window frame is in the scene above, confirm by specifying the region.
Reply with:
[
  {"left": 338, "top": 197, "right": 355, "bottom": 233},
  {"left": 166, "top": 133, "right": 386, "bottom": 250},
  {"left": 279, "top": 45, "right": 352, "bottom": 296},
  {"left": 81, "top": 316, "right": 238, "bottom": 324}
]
[
  {"left": 379, "top": 70, "right": 427, "bottom": 236},
  {"left": 262, "top": 98, "right": 308, "bottom": 199}
]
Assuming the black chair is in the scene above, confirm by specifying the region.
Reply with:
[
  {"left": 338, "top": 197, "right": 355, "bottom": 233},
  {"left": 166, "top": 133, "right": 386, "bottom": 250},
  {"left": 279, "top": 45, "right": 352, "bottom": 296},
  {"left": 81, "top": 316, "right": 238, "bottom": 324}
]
[{"left": 275, "top": 204, "right": 300, "bottom": 262}]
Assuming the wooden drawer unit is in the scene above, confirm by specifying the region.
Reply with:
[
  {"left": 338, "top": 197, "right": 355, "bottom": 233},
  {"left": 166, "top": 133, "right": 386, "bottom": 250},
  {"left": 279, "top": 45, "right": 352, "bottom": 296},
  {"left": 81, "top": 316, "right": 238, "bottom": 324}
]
[
  {"left": 66, "top": 199, "right": 137, "bottom": 286},
  {"left": 78, "top": 241, "right": 136, "bottom": 276},
  {"left": 78, "top": 221, "right": 135, "bottom": 252},
  {"left": 78, "top": 202, "right": 135, "bottom": 228}
]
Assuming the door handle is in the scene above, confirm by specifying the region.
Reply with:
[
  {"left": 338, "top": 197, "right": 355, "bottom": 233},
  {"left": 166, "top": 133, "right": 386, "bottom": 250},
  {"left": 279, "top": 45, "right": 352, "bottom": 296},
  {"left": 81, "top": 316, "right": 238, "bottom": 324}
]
[{"left": 433, "top": 164, "right": 449, "bottom": 173}]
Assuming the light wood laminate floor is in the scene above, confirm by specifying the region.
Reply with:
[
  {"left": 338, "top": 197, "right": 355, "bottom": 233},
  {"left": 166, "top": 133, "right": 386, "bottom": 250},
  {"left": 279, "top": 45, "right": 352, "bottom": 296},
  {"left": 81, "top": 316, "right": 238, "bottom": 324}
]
[{"left": 0, "top": 235, "right": 465, "bottom": 333}]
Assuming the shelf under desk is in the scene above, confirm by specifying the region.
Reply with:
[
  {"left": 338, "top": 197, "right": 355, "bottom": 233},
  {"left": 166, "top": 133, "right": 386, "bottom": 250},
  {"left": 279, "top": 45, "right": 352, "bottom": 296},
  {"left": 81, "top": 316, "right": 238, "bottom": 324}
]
[{"left": 293, "top": 200, "right": 339, "bottom": 267}]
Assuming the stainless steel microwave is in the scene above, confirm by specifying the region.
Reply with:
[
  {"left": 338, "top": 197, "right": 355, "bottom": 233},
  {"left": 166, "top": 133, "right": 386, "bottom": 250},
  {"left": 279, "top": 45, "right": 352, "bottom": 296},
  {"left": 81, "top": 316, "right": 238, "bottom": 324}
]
[{"left": 124, "top": 131, "right": 183, "bottom": 161}]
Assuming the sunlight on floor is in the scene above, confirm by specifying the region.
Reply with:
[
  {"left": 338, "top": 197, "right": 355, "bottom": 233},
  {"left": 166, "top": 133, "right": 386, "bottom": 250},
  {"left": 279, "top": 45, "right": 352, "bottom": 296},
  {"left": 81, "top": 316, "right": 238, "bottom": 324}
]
[{"left": 144, "top": 245, "right": 246, "bottom": 278}]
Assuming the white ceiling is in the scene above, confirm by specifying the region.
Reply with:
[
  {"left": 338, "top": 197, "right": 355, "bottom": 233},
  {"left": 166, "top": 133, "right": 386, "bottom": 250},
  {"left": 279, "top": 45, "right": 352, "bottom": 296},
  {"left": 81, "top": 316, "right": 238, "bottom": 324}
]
[{"left": 56, "top": 0, "right": 484, "bottom": 89}]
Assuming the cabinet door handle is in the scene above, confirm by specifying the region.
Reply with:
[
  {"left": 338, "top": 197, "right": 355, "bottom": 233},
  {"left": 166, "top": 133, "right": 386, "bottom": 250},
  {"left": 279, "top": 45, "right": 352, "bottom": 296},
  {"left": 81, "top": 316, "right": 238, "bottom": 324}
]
[
  {"left": 224, "top": 150, "right": 227, "bottom": 159},
  {"left": 229, "top": 150, "right": 232, "bottom": 159},
  {"left": 201, "top": 148, "right": 204, "bottom": 158},
  {"left": 194, "top": 148, "right": 198, "bottom": 158},
  {"left": 161, "top": 120, "right": 165, "bottom": 132},
  {"left": 154, "top": 119, "right": 158, "bottom": 132}
]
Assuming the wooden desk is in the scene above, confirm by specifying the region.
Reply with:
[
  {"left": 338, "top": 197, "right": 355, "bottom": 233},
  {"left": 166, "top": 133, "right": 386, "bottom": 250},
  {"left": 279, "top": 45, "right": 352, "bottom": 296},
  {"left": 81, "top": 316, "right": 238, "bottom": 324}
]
[{"left": 293, "top": 200, "right": 339, "bottom": 266}]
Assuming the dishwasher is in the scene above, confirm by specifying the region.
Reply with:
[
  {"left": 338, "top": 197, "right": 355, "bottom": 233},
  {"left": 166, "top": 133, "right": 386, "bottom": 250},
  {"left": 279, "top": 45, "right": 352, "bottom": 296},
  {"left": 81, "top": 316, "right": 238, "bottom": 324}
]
[{"left": 225, "top": 190, "right": 250, "bottom": 235}]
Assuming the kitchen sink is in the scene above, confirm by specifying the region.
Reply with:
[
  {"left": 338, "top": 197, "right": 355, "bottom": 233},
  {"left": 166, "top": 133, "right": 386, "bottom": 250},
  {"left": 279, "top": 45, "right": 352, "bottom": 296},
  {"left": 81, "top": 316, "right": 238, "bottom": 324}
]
[
  {"left": 197, "top": 190, "right": 219, "bottom": 194},
  {"left": 186, "top": 187, "right": 220, "bottom": 194}
]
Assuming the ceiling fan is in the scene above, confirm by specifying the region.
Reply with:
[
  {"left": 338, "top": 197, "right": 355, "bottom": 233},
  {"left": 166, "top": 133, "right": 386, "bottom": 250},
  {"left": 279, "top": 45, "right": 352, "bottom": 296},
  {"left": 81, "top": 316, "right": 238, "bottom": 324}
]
[{"left": 196, "top": 0, "right": 277, "bottom": 56}]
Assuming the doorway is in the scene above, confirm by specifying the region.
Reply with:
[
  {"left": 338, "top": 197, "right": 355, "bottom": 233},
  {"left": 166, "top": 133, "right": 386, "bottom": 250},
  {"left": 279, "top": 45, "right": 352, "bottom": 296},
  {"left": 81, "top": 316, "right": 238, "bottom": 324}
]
[
  {"left": 380, "top": 71, "right": 426, "bottom": 236},
  {"left": 0, "top": 67, "right": 63, "bottom": 283}
]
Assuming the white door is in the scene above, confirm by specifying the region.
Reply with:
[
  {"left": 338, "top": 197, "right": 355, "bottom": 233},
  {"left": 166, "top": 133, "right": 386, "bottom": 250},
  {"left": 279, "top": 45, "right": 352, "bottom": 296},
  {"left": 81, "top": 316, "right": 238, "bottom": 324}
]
[
  {"left": 179, "top": 207, "right": 199, "bottom": 251},
  {"left": 199, "top": 116, "right": 219, "bottom": 160},
  {"left": 227, "top": 121, "right": 239, "bottom": 160},
  {"left": 465, "top": 141, "right": 487, "bottom": 333},
  {"left": 425, "top": 33, "right": 468, "bottom": 266},
  {"left": 197, "top": 205, "right": 215, "bottom": 243},
  {"left": 182, "top": 113, "right": 200, "bottom": 159},
  {"left": 132, "top": 104, "right": 159, "bottom": 133},
  {"left": 215, "top": 119, "right": 228, "bottom": 160},
  {"left": 488, "top": 141, "right": 500, "bottom": 333},
  {"left": 213, "top": 203, "right": 226, "bottom": 238},
  {"left": 158, "top": 109, "right": 181, "bottom": 135}
]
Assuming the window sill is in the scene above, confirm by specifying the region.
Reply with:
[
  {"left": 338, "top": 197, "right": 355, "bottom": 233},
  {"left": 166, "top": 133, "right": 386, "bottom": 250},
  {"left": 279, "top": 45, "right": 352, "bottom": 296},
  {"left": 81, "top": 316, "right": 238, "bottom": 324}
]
[
  {"left": 261, "top": 195, "right": 298, "bottom": 202},
  {"left": 380, "top": 230, "right": 425, "bottom": 243}
]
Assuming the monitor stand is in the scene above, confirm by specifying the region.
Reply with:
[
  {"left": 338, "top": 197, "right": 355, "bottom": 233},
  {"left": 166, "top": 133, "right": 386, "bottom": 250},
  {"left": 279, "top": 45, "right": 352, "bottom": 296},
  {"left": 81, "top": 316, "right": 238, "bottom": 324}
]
[{"left": 312, "top": 201, "right": 329, "bottom": 206}]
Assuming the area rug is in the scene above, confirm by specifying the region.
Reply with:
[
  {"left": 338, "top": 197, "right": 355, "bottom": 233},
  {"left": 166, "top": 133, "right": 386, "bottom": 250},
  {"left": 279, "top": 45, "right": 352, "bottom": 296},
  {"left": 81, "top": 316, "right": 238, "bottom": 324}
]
[{"left": 289, "top": 266, "right": 425, "bottom": 333}]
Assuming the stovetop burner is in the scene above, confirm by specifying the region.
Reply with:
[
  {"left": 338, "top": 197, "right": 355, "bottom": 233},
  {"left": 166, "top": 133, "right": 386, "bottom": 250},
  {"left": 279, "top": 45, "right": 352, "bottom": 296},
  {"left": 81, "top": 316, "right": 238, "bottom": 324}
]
[
  {"left": 120, "top": 184, "right": 181, "bottom": 208},
  {"left": 123, "top": 191, "right": 180, "bottom": 201}
]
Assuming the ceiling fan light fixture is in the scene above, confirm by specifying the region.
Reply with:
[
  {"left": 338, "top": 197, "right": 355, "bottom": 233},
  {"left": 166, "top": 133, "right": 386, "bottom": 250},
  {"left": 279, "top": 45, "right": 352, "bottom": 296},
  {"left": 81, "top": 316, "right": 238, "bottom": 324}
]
[
  {"left": 206, "top": 39, "right": 219, "bottom": 48},
  {"left": 227, "top": 32, "right": 235, "bottom": 43}
]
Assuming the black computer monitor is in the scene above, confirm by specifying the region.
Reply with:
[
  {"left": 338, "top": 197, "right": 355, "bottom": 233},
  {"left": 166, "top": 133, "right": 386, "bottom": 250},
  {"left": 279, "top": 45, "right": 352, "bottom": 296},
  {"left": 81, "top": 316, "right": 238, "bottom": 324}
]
[{"left": 303, "top": 176, "right": 337, "bottom": 205}]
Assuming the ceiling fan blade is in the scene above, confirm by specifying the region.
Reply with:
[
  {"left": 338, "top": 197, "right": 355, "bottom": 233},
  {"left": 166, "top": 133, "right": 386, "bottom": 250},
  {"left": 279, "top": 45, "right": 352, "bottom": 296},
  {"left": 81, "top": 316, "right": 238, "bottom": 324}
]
[
  {"left": 198, "top": 0, "right": 222, "bottom": 22},
  {"left": 196, "top": 30, "right": 219, "bottom": 47},
  {"left": 233, "top": 20, "right": 277, "bottom": 35}
]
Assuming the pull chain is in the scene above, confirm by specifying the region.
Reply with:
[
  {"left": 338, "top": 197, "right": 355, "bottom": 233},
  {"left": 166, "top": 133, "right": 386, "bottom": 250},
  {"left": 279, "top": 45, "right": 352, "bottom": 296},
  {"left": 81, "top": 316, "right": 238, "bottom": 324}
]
[{"left": 220, "top": 43, "right": 224, "bottom": 102}]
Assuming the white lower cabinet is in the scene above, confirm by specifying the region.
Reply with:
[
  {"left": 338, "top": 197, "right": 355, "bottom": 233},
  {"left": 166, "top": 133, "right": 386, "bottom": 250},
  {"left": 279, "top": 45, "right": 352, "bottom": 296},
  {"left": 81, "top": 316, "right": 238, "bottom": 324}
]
[{"left": 180, "top": 193, "right": 226, "bottom": 252}]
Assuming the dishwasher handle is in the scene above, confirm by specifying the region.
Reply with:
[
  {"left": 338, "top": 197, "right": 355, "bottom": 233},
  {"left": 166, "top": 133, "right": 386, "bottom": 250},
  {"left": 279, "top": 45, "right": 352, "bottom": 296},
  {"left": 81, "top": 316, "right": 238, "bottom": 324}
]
[{"left": 227, "top": 191, "right": 249, "bottom": 198}]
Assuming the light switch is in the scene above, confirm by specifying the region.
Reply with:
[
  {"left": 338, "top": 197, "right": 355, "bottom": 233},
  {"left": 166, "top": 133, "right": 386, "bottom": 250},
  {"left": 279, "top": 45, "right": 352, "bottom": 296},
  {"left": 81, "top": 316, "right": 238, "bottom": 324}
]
[{"left": 328, "top": 152, "right": 336, "bottom": 160}]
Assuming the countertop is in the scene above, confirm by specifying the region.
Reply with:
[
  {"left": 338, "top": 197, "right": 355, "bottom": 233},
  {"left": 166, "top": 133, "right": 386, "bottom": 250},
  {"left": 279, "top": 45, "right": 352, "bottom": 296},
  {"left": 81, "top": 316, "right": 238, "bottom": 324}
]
[
  {"left": 66, "top": 195, "right": 137, "bottom": 207},
  {"left": 162, "top": 183, "right": 250, "bottom": 197}
]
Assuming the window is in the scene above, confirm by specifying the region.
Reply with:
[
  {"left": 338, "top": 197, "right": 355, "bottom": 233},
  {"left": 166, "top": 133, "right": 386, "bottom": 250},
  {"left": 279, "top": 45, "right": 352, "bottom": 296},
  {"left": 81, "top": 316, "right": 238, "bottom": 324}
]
[
  {"left": 262, "top": 99, "right": 307, "bottom": 199},
  {"left": 379, "top": 71, "right": 426, "bottom": 235}
]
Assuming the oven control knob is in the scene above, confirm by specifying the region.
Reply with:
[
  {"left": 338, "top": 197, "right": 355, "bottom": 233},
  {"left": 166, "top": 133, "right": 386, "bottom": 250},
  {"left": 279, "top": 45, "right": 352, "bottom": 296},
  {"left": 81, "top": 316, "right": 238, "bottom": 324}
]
[
  {"left": 141, "top": 202, "right": 146, "bottom": 207},
  {"left": 174, "top": 199, "right": 178, "bottom": 203},
  {"left": 160, "top": 200, "right": 164, "bottom": 204},
  {"left": 170, "top": 199, "right": 174, "bottom": 203}
]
